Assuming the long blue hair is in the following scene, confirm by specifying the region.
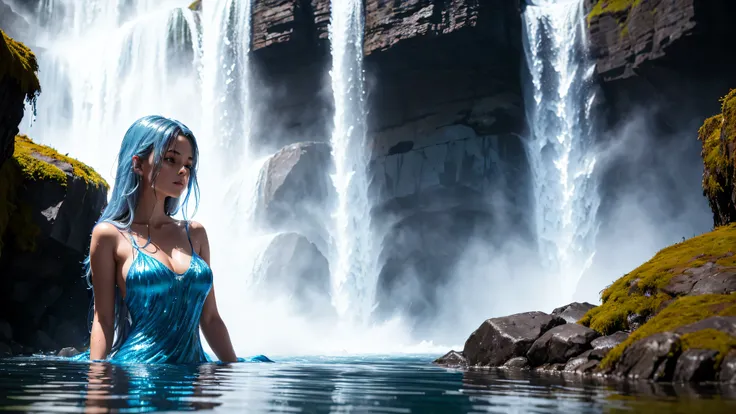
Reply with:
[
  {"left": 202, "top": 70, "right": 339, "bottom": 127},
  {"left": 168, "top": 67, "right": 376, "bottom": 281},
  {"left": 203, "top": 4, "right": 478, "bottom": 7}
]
[{"left": 84, "top": 115, "right": 201, "bottom": 353}]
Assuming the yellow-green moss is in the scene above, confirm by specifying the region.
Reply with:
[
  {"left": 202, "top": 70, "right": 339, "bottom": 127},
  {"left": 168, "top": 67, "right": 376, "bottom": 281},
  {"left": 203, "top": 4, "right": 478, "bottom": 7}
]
[
  {"left": 14, "top": 135, "right": 108, "bottom": 189},
  {"left": 580, "top": 224, "right": 736, "bottom": 334},
  {"left": 587, "top": 0, "right": 642, "bottom": 23},
  {"left": 0, "top": 136, "right": 108, "bottom": 256},
  {"left": 599, "top": 293, "right": 736, "bottom": 369},
  {"left": 188, "top": 0, "right": 201, "bottom": 11},
  {"left": 681, "top": 328, "right": 736, "bottom": 368},
  {"left": 698, "top": 89, "right": 736, "bottom": 216},
  {"left": 0, "top": 29, "right": 41, "bottom": 103}
]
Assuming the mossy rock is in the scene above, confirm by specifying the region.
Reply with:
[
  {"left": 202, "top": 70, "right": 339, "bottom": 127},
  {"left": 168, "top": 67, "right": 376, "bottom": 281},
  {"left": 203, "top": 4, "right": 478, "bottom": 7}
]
[
  {"left": 12, "top": 135, "right": 107, "bottom": 189},
  {"left": 0, "top": 29, "right": 40, "bottom": 104},
  {"left": 579, "top": 223, "right": 736, "bottom": 335},
  {"left": 587, "top": 0, "right": 643, "bottom": 39},
  {"left": 0, "top": 135, "right": 108, "bottom": 255},
  {"left": 599, "top": 293, "right": 736, "bottom": 369},
  {"left": 587, "top": 0, "right": 642, "bottom": 21},
  {"left": 699, "top": 89, "right": 736, "bottom": 226}
]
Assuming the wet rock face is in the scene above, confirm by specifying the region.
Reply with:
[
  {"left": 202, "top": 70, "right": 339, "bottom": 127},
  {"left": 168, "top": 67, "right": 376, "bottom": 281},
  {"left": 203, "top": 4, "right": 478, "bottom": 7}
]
[
  {"left": 462, "top": 312, "right": 566, "bottom": 367},
  {"left": 551, "top": 302, "right": 596, "bottom": 324},
  {"left": 433, "top": 350, "right": 467, "bottom": 368},
  {"left": 591, "top": 331, "right": 629, "bottom": 352},
  {"left": 612, "top": 332, "right": 682, "bottom": 381},
  {"left": 256, "top": 142, "right": 334, "bottom": 251},
  {"left": 721, "top": 351, "right": 736, "bottom": 383},
  {"left": 662, "top": 263, "right": 736, "bottom": 297},
  {"left": 526, "top": 324, "right": 600, "bottom": 366},
  {"left": 673, "top": 349, "right": 719, "bottom": 382}
]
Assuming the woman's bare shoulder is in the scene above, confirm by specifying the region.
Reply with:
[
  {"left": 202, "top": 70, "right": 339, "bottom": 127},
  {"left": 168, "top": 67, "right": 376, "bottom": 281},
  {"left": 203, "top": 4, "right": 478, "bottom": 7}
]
[
  {"left": 90, "top": 222, "right": 123, "bottom": 254},
  {"left": 92, "top": 222, "right": 121, "bottom": 240},
  {"left": 187, "top": 220, "right": 208, "bottom": 238}
]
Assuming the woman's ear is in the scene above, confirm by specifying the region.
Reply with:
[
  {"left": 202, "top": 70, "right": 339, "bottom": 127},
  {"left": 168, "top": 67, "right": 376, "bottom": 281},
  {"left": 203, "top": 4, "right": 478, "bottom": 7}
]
[{"left": 132, "top": 155, "right": 143, "bottom": 175}]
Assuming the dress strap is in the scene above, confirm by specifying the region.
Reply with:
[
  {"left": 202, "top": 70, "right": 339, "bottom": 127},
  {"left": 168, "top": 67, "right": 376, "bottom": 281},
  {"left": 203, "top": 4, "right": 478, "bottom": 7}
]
[{"left": 184, "top": 220, "right": 194, "bottom": 253}]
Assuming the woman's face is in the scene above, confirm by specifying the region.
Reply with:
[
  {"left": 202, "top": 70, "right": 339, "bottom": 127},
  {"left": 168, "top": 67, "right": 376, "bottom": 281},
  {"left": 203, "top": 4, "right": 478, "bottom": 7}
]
[{"left": 134, "top": 135, "right": 194, "bottom": 198}]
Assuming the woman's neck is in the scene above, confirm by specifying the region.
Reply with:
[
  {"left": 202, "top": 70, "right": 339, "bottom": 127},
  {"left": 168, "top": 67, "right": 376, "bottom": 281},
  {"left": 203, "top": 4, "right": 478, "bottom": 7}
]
[{"left": 133, "top": 187, "right": 171, "bottom": 228}]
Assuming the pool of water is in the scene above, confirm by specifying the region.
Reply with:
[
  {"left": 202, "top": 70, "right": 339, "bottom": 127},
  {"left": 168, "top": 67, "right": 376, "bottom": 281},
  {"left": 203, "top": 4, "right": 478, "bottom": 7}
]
[{"left": 0, "top": 355, "right": 734, "bottom": 413}]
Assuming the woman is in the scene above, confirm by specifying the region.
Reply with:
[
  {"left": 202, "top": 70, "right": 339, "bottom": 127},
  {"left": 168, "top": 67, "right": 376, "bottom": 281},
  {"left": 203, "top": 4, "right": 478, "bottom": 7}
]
[{"left": 75, "top": 115, "right": 269, "bottom": 364}]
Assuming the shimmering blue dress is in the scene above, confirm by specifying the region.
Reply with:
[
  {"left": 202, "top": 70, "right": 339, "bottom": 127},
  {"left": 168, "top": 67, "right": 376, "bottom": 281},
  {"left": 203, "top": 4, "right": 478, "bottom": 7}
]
[{"left": 72, "top": 221, "right": 270, "bottom": 364}]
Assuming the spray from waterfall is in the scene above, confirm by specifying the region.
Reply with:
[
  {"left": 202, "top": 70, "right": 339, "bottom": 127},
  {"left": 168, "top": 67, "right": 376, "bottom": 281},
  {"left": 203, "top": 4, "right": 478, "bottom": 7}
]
[
  {"left": 521, "top": 0, "right": 600, "bottom": 302},
  {"left": 328, "top": 0, "right": 377, "bottom": 323}
]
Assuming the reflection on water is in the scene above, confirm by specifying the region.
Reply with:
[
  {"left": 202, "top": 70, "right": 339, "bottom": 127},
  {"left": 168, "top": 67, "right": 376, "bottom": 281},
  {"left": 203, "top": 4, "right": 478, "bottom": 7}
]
[{"left": 0, "top": 356, "right": 735, "bottom": 413}]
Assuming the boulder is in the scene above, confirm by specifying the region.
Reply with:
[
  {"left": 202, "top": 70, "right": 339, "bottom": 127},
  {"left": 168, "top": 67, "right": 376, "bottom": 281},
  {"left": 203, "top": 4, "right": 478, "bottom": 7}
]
[
  {"left": 256, "top": 142, "right": 334, "bottom": 251},
  {"left": 591, "top": 331, "right": 629, "bottom": 351},
  {"left": 526, "top": 324, "right": 600, "bottom": 366},
  {"left": 0, "top": 136, "right": 107, "bottom": 354},
  {"left": 673, "top": 349, "right": 719, "bottom": 383},
  {"left": 503, "top": 357, "right": 529, "bottom": 369},
  {"left": 720, "top": 350, "right": 736, "bottom": 383},
  {"left": 462, "top": 311, "right": 565, "bottom": 367},
  {"left": 575, "top": 360, "right": 600, "bottom": 374},
  {"left": 433, "top": 350, "right": 467, "bottom": 368},
  {"left": 564, "top": 351, "right": 592, "bottom": 372},
  {"left": 551, "top": 302, "right": 596, "bottom": 324},
  {"left": 255, "top": 232, "right": 332, "bottom": 316},
  {"left": 612, "top": 332, "right": 681, "bottom": 381},
  {"left": 57, "top": 346, "right": 82, "bottom": 358}
]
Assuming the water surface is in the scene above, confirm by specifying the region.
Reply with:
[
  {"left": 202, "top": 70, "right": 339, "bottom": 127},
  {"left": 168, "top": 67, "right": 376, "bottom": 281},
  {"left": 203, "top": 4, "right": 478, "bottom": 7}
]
[{"left": 0, "top": 355, "right": 734, "bottom": 413}]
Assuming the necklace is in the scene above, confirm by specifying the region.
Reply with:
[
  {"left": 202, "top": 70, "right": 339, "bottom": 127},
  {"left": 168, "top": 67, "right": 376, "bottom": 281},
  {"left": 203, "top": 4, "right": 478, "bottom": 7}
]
[{"left": 130, "top": 223, "right": 153, "bottom": 249}]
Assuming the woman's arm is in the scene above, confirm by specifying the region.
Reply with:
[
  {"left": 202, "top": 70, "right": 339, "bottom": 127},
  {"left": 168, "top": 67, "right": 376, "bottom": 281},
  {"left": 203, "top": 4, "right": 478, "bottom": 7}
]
[
  {"left": 88, "top": 223, "right": 119, "bottom": 360},
  {"left": 192, "top": 221, "right": 238, "bottom": 363}
]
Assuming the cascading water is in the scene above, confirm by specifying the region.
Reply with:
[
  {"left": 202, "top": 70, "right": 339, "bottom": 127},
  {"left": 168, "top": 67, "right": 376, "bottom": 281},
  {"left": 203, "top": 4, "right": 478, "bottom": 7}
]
[
  {"left": 18, "top": 0, "right": 272, "bottom": 353},
  {"left": 328, "top": 0, "right": 377, "bottom": 323},
  {"left": 521, "top": 0, "right": 600, "bottom": 301},
  {"left": 22, "top": 0, "right": 201, "bottom": 180}
]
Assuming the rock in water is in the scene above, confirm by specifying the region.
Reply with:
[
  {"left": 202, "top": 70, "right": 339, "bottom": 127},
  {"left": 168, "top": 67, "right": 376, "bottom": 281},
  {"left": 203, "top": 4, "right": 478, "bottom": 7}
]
[
  {"left": 503, "top": 357, "right": 530, "bottom": 369},
  {"left": 673, "top": 349, "right": 719, "bottom": 382},
  {"left": 720, "top": 350, "right": 736, "bottom": 383},
  {"left": 433, "top": 350, "right": 467, "bottom": 368},
  {"left": 551, "top": 302, "right": 596, "bottom": 324},
  {"left": 613, "top": 332, "right": 681, "bottom": 381},
  {"left": 526, "top": 323, "right": 599, "bottom": 366},
  {"left": 462, "top": 312, "right": 565, "bottom": 367}
]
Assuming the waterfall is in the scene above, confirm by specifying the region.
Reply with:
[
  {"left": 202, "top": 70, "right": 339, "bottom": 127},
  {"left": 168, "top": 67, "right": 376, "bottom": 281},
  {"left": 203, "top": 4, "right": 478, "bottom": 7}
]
[
  {"left": 521, "top": 0, "right": 599, "bottom": 301},
  {"left": 328, "top": 0, "right": 376, "bottom": 323},
  {"left": 19, "top": 0, "right": 271, "bottom": 353},
  {"left": 22, "top": 0, "right": 201, "bottom": 177}
]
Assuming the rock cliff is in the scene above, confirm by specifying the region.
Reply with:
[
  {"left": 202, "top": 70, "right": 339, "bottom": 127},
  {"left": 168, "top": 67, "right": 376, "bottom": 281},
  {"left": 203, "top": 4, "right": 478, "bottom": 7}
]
[
  {"left": 0, "top": 31, "right": 107, "bottom": 357},
  {"left": 248, "top": 0, "right": 527, "bottom": 323}
]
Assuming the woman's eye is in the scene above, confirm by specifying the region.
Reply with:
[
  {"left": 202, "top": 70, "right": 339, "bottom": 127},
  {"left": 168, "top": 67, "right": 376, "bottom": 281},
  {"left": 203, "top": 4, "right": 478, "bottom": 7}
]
[
  {"left": 185, "top": 165, "right": 193, "bottom": 170},
  {"left": 165, "top": 157, "right": 175, "bottom": 163}
]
